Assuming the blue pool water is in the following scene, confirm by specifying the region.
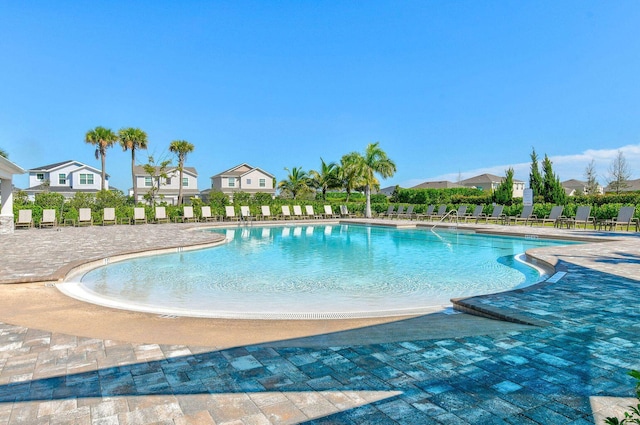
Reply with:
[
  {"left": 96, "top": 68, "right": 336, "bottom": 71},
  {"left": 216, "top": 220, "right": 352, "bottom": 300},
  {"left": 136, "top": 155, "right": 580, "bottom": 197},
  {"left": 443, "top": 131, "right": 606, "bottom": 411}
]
[{"left": 70, "top": 225, "right": 575, "bottom": 318}]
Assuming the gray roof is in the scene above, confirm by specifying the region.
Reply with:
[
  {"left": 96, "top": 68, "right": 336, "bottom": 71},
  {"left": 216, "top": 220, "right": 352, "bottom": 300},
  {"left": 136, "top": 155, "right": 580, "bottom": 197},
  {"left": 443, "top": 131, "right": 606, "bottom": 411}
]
[
  {"left": 411, "top": 181, "right": 463, "bottom": 189},
  {"left": 132, "top": 165, "right": 198, "bottom": 176},
  {"left": 211, "top": 163, "right": 275, "bottom": 179},
  {"left": 460, "top": 173, "right": 524, "bottom": 185}
]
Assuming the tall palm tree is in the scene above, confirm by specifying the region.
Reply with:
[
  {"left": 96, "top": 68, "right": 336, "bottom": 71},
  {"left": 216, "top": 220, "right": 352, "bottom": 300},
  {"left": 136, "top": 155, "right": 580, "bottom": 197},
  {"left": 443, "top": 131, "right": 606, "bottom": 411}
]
[
  {"left": 118, "top": 127, "right": 148, "bottom": 205},
  {"left": 361, "top": 142, "right": 396, "bottom": 218},
  {"left": 278, "top": 167, "right": 310, "bottom": 199},
  {"left": 169, "top": 140, "right": 195, "bottom": 205},
  {"left": 85, "top": 126, "right": 117, "bottom": 190},
  {"left": 339, "top": 152, "right": 365, "bottom": 202},
  {"left": 309, "top": 158, "right": 339, "bottom": 200}
]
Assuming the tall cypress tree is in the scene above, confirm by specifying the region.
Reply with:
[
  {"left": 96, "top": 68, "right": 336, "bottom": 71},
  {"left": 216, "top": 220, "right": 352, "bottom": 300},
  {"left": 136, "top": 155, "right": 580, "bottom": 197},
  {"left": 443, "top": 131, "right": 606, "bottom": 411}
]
[
  {"left": 529, "top": 148, "right": 544, "bottom": 197},
  {"left": 542, "top": 155, "right": 566, "bottom": 204},
  {"left": 494, "top": 168, "right": 514, "bottom": 205}
]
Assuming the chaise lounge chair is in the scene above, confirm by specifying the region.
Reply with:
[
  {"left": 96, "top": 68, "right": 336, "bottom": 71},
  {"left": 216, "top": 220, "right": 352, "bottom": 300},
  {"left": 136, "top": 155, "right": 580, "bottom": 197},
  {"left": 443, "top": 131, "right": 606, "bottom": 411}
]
[
  {"left": 40, "top": 209, "right": 57, "bottom": 228},
  {"left": 176, "top": 205, "right": 198, "bottom": 223},
  {"left": 15, "top": 209, "right": 33, "bottom": 229},
  {"left": 463, "top": 205, "right": 484, "bottom": 222},
  {"left": 134, "top": 207, "right": 147, "bottom": 225},
  {"left": 200, "top": 206, "right": 217, "bottom": 222},
  {"left": 76, "top": 208, "right": 93, "bottom": 226},
  {"left": 478, "top": 205, "right": 506, "bottom": 224},
  {"left": 398, "top": 205, "right": 416, "bottom": 220},
  {"left": 292, "top": 205, "right": 304, "bottom": 219},
  {"left": 429, "top": 205, "right": 448, "bottom": 221},
  {"left": 259, "top": 205, "right": 273, "bottom": 221},
  {"left": 378, "top": 205, "right": 395, "bottom": 219},
  {"left": 450, "top": 205, "right": 467, "bottom": 221},
  {"left": 416, "top": 205, "right": 435, "bottom": 221},
  {"left": 279, "top": 205, "right": 293, "bottom": 220},
  {"left": 597, "top": 206, "right": 639, "bottom": 231},
  {"left": 305, "top": 205, "right": 322, "bottom": 219},
  {"left": 102, "top": 208, "right": 117, "bottom": 225},
  {"left": 154, "top": 206, "right": 169, "bottom": 224},
  {"left": 340, "top": 205, "right": 356, "bottom": 218},
  {"left": 225, "top": 205, "right": 239, "bottom": 221},
  {"left": 323, "top": 205, "right": 339, "bottom": 219},
  {"left": 564, "top": 206, "right": 595, "bottom": 230},
  {"left": 535, "top": 206, "right": 564, "bottom": 227},
  {"left": 241, "top": 206, "right": 255, "bottom": 221},
  {"left": 510, "top": 205, "right": 537, "bottom": 226}
]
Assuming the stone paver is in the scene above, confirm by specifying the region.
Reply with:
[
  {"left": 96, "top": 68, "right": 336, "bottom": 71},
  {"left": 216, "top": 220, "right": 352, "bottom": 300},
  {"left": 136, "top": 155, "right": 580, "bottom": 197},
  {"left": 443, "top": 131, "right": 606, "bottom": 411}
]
[{"left": 0, "top": 221, "right": 639, "bottom": 424}]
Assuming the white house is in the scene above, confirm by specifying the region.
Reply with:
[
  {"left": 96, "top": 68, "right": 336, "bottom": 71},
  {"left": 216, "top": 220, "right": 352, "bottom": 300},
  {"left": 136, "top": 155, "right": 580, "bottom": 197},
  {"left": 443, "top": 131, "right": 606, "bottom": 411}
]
[
  {"left": 562, "top": 179, "right": 604, "bottom": 196},
  {"left": 459, "top": 173, "right": 525, "bottom": 198},
  {"left": 130, "top": 165, "right": 200, "bottom": 205},
  {"left": 205, "top": 163, "right": 276, "bottom": 199},
  {"left": 25, "top": 160, "right": 107, "bottom": 200},
  {"left": 0, "top": 155, "right": 26, "bottom": 234}
]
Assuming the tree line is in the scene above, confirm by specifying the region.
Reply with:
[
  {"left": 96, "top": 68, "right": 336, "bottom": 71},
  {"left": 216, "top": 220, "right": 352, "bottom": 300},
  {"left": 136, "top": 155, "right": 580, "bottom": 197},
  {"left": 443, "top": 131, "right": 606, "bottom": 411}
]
[{"left": 277, "top": 142, "right": 396, "bottom": 218}]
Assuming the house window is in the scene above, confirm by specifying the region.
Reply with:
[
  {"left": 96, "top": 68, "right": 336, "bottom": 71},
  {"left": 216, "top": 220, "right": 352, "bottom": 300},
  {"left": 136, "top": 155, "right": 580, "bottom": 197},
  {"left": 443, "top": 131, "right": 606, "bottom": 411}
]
[
  {"left": 79, "top": 174, "right": 94, "bottom": 185},
  {"left": 182, "top": 177, "right": 188, "bottom": 187},
  {"left": 246, "top": 178, "right": 252, "bottom": 185},
  {"left": 259, "top": 179, "right": 266, "bottom": 188},
  {"left": 165, "top": 177, "right": 172, "bottom": 185},
  {"left": 36, "top": 173, "right": 44, "bottom": 180},
  {"left": 228, "top": 178, "right": 235, "bottom": 187},
  {"left": 145, "top": 177, "right": 152, "bottom": 187},
  {"left": 59, "top": 174, "right": 66, "bottom": 185}
]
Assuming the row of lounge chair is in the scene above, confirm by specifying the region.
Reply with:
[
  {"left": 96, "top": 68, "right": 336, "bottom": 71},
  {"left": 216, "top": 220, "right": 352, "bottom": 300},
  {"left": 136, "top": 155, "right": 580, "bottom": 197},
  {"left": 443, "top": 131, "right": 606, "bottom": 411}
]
[
  {"left": 13, "top": 204, "right": 353, "bottom": 228},
  {"left": 376, "top": 204, "right": 640, "bottom": 231}
]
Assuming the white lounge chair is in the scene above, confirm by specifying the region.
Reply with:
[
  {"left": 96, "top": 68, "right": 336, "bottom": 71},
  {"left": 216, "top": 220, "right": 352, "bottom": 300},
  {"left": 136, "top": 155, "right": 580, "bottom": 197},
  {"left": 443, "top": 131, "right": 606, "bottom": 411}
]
[
  {"left": 259, "top": 205, "right": 272, "bottom": 220},
  {"left": 323, "top": 205, "right": 339, "bottom": 219},
  {"left": 305, "top": 205, "right": 321, "bottom": 219},
  {"left": 134, "top": 207, "right": 147, "bottom": 225},
  {"left": 340, "top": 205, "right": 355, "bottom": 218},
  {"left": 225, "top": 205, "right": 239, "bottom": 221},
  {"left": 240, "top": 206, "right": 255, "bottom": 221},
  {"left": 77, "top": 208, "right": 93, "bottom": 226},
  {"left": 15, "top": 209, "right": 33, "bottom": 229},
  {"left": 292, "top": 205, "right": 304, "bottom": 219},
  {"left": 200, "top": 206, "right": 217, "bottom": 222},
  {"left": 279, "top": 205, "right": 293, "bottom": 220},
  {"left": 40, "top": 209, "right": 57, "bottom": 228},
  {"left": 176, "top": 205, "right": 198, "bottom": 223},
  {"left": 102, "top": 208, "right": 116, "bottom": 225},
  {"left": 155, "top": 207, "right": 169, "bottom": 224}
]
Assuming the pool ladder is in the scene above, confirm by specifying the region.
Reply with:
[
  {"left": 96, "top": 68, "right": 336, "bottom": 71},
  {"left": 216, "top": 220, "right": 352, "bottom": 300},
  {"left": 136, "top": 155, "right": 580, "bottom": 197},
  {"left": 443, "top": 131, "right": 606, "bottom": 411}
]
[{"left": 431, "top": 210, "right": 459, "bottom": 230}]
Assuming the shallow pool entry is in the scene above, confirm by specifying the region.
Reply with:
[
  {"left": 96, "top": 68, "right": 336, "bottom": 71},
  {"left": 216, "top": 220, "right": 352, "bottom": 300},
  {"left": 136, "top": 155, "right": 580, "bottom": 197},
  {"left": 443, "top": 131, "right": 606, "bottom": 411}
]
[{"left": 63, "top": 225, "right": 575, "bottom": 319}]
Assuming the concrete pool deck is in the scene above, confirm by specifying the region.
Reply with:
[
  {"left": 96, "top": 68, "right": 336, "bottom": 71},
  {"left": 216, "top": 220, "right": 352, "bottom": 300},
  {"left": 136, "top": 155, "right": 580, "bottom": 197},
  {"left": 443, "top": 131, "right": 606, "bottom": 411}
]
[{"left": 0, "top": 220, "right": 639, "bottom": 424}]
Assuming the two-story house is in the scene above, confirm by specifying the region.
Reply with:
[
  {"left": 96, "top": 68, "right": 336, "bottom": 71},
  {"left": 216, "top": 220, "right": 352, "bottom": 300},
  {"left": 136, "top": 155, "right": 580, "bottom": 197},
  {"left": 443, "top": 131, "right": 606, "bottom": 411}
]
[
  {"left": 203, "top": 163, "right": 276, "bottom": 200},
  {"left": 130, "top": 165, "right": 200, "bottom": 205},
  {"left": 459, "top": 173, "right": 525, "bottom": 198},
  {"left": 562, "top": 179, "right": 604, "bottom": 196},
  {"left": 25, "top": 160, "right": 107, "bottom": 200}
]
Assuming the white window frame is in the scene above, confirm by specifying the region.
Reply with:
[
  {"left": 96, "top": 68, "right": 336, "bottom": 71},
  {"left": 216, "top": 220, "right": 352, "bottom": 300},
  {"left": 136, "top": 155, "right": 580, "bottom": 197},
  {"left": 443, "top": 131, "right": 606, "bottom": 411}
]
[
  {"left": 182, "top": 177, "right": 189, "bottom": 187},
  {"left": 228, "top": 177, "right": 235, "bottom": 188},
  {"left": 59, "top": 174, "right": 66, "bottom": 185},
  {"left": 145, "top": 176, "right": 153, "bottom": 187},
  {"left": 259, "top": 178, "right": 266, "bottom": 188}
]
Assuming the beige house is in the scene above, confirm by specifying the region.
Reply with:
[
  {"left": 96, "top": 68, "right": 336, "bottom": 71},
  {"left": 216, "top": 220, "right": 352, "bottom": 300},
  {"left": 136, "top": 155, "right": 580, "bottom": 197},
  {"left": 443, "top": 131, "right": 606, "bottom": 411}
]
[
  {"left": 0, "top": 155, "right": 25, "bottom": 234},
  {"left": 130, "top": 165, "right": 200, "bottom": 205},
  {"left": 205, "top": 163, "right": 276, "bottom": 200},
  {"left": 562, "top": 179, "right": 604, "bottom": 196},
  {"left": 459, "top": 173, "right": 525, "bottom": 198}
]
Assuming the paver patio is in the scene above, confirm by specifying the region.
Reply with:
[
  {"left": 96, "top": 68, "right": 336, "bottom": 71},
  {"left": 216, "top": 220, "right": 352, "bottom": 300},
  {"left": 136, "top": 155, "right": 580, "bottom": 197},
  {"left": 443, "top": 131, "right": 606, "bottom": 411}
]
[{"left": 0, "top": 221, "right": 639, "bottom": 424}]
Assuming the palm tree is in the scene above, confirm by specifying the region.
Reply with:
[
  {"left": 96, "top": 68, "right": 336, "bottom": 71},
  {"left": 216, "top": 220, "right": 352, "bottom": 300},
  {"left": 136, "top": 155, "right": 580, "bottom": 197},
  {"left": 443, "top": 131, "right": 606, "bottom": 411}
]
[
  {"left": 309, "top": 158, "right": 339, "bottom": 200},
  {"left": 169, "top": 140, "right": 195, "bottom": 205},
  {"left": 339, "top": 152, "right": 365, "bottom": 202},
  {"left": 85, "top": 126, "right": 117, "bottom": 190},
  {"left": 0, "top": 148, "right": 8, "bottom": 158},
  {"left": 278, "top": 167, "right": 310, "bottom": 199},
  {"left": 361, "top": 142, "right": 396, "bottom": 218},
  {"left": 118, "top": 127, "right": 148, "bottom": 205}
]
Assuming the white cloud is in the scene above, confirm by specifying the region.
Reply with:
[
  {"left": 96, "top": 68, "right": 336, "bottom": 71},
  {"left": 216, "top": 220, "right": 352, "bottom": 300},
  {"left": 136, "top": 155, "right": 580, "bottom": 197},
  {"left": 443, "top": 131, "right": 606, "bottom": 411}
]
[{"left": 402, "top": 144, "right": 640, "bottom": 188}]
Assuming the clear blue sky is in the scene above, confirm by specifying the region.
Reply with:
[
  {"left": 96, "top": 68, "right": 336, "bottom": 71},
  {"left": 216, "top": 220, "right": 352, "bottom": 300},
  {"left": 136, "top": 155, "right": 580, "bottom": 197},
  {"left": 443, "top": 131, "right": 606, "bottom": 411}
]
[{"left": 2, "top": 1, "right": 640, "bottom": 191}]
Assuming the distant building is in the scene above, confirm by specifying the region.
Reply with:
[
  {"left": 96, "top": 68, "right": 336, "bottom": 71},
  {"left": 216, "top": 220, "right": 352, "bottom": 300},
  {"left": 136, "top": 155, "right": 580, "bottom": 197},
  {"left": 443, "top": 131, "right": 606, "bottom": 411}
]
[
  {"left": 459, "top": 173, "right": 525, "bottom": 198},
  {"left": 562, "top": 179, "right": 604, "bottom": 196},
  {"left": 204, "top": 163, "right": 276, "bottom": 200},
  {"left": 604, "top": 178, "right": 640, "bottom": 193},
  {"left": 25, "top": 160, "right": 107, "bottom": 200},
  {"left": 410, "top": 181, "right": 464, "bottom": 189},
  {"left": 377, "top": 185, "right": 398, "bottom": 196},
  {"left": 0, "top": 155, "right": 26, "bottom": 234},
  {"left": 130, "top": 165, "right": 200, "bottom": 205}
]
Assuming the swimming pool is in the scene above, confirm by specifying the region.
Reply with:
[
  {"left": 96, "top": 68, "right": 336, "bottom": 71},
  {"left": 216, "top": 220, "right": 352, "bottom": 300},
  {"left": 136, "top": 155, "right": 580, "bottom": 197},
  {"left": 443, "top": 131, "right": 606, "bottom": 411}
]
[{"left": 60, "top": 225, "right": 575, "bottom": 319}]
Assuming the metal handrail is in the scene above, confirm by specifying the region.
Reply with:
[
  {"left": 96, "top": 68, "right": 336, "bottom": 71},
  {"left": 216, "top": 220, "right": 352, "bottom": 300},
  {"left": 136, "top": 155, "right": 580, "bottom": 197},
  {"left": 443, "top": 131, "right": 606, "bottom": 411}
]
[{"left": 431, "top": 210, "right": 459, "bottom": 230}]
